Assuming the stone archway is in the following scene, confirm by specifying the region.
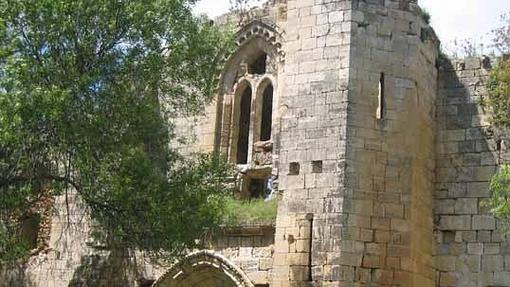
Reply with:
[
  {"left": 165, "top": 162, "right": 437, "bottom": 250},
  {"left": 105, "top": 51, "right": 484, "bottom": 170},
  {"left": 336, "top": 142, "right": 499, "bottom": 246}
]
[{"left": 152, "top": 251, "right": 254, "bottom": 287}]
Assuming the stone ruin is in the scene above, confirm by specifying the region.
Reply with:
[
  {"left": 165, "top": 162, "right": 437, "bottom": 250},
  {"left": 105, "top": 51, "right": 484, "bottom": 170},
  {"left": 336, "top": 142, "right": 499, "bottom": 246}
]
[{"left": 2, "top": 0, "right": 510, "bottom": 286}]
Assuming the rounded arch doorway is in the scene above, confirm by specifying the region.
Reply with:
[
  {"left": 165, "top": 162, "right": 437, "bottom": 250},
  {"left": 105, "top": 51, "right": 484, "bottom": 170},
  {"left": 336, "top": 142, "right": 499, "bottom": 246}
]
[{"left": 153, "top": 251, "right": 254, "bottom": 287}]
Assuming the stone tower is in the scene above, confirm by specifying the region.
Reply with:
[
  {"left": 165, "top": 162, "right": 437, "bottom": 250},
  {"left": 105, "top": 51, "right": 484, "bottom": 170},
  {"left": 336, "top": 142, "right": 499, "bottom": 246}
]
[{"left": 271, "top": 0, "right": 438, "bottom": 286}]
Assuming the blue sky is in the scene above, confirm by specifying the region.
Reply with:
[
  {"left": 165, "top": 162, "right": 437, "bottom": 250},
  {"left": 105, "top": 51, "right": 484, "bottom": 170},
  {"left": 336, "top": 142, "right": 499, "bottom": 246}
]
[{"left": 194, "top": 0, "right": 509, "bottom": 55}]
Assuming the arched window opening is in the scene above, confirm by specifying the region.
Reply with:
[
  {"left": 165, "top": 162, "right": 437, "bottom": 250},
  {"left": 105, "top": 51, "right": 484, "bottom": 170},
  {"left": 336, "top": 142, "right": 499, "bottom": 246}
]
[
  {"left": 249, "top": 53, "right": 267, "bottom": 75},
  {"left": 260, "top": 84, "right": 273, "bottom": 141},
  {"left": 237, "top": 86, "right": 252, "bottom": 164}
]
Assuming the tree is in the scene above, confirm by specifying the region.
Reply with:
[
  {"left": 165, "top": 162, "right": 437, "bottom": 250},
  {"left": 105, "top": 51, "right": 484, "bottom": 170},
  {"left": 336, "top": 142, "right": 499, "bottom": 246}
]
[
  {"left": 484, "top": 13, "right": 510, "bottom": 128},
  {"left": 0, "top": 0, "right": 235, "bottom": 264},
  {"left": 493, "top": 13, "right": 510, "bottom": 55}
]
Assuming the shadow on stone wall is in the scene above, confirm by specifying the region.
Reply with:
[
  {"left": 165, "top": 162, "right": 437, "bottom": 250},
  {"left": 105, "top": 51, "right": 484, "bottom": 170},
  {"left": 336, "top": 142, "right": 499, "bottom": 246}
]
[
  {"left": 434, "top": 56, "right": 510, "bottom": 286},
  {"left": 0, "top": 264, "right": 35, "bottom": 287},
  {"left": 69, "top": 249, "right": 147, "bottom": 287}
]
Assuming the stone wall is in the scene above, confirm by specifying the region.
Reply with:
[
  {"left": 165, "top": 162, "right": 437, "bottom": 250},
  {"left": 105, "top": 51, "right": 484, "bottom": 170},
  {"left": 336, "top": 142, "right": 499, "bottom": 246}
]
[
  {"left": 1, "top": 191, "right": 275, "bottom": 286},
  {"left": 434, "top": 57, "right": 510, "bottom": 287},
  {"left": 0, "top": 192, "right": 142, "bottom": 287},
  {"left": 170, "top": 103, "right": 218, "bottom": 157},
  {"left": 271, "top": 0, "right": 352, "bottom": 285},
  {"left": 206, "top": 227, "right": 275, "bottom": 285},
  {"left": 343, "top": 0, "right": 439, "bottom": 285}
]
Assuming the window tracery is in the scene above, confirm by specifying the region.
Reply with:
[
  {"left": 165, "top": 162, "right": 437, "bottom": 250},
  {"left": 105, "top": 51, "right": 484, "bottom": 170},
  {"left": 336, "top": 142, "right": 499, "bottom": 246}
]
[{"left": 216, "top": 20, "right": 283, "bottom": 199}]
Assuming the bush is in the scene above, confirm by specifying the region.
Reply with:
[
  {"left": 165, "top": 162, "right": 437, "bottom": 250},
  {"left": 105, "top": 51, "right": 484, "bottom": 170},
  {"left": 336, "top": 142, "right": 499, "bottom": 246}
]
[
  {"left": 485, "top": 59, "right": 510, "bottom": 128},
  {"left": 484, "top": 165, "right": 510, "bottom": 227},
  {"left": 417, "top": 7, "right": 431, "bottom": 25}
]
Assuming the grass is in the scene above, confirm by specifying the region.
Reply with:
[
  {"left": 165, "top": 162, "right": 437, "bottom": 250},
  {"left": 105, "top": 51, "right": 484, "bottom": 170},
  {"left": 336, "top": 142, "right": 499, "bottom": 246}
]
[{"left": 222, "top": 197, "right": 278, "bottom": 227}]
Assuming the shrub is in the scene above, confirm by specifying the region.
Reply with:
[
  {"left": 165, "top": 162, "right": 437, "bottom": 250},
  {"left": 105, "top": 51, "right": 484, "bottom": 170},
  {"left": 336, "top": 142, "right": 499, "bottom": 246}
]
[
  {"left": 484, "top": 165, "right": 510, "bottom": 228},
  {"left": 417, "top": 7, "right": 431, "bottom": 25},
  {"left": 485, "top": 59, "right": 510, "bottom": 128}
]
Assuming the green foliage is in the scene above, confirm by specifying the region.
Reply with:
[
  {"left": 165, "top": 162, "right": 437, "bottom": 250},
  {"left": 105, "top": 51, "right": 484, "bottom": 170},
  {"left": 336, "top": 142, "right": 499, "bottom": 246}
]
[
  {"left": 222, "top": 197, "right": 278, "bottom": 227},
  {"left": 484, "top": 15, "right": 510, "bottom": 234},
  {"left": 0, "top": 0, "right": 235, "bottom": 263},
  {"left": 417, "top": 7, "right": 431, "bottom": 25},
  {"left": 485, "top": 59, "right": 510, "bottom": 128},
  {"left": 484, "top": 165, "right": 510, "bottom": 227}
]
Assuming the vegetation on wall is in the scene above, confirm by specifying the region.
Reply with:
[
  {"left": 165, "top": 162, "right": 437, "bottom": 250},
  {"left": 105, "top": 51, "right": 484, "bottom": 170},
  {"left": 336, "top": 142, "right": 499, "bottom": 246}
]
[
  {"left": 222, "top": 197, "right": 278, "bottom": 227},
  {"left": 486, "top": 59, "right": 510, "bottom": 128},
  {"left": 483, "top": 13, "right": 510, "bottom": 228},
  {"left": 416, "top": 6, "right": 431, "bottom": 25},
  {"left": 485, "top": 165, "right": 510, "bottom": 227},
  {"left": 0, "top": 0, "right": 236, "bottom": 264}
]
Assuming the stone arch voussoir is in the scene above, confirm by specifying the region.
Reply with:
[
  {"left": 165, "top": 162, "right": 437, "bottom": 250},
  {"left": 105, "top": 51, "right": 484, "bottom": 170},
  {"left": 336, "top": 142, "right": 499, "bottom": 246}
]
[{"left": 152, "top": 250, "right": 254, "bottom": 287}]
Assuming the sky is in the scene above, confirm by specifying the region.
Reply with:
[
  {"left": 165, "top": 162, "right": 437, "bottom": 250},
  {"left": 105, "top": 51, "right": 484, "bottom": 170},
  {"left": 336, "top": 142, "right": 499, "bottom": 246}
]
[{"left": 193, "top": 0, "right": 509, "bottom": 56}]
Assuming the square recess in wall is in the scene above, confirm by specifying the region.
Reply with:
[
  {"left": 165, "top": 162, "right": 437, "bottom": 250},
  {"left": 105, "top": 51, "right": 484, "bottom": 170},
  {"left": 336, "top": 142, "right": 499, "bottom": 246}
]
[
  {"left": 312, "top": 160, "right": 323, "bottom": 173},
  {"left": 289, "top": 162, "right": 300, "bottom": 175}
]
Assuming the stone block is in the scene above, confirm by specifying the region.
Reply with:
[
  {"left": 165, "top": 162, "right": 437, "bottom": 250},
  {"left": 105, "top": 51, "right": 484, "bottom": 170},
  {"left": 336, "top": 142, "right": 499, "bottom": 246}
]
[
  {"left": 362, "top": 255, "right": 382, "bottom": 268},
  {"left": 472, "top": 215, "right": 496, "bottom": 230},
  {"left": 438, "top": 215, "right": 472, "bottom": 230},
  {"left": 436, "top": 256, "right": 456, "bottom": 271},
  {"left": 459, "top": 255, "right": 481, "bottom": 272},
  {"left": 478, "top": 230, "right": 492, "bottom": 242},
  {"left": 466, "top": 182, "right": 490, "bottom": 197},
  {"left": 494, "top": 272, "right": 510, "bottom": 286},
  {"left": 467, "top": 243, "right": 483, "bottom": 255},
  {"left": 439, "top": 272, "right": 458, "bottom": 286},
  {"left": 454, "top": 198, "right": 478, "bottom": 214},
  {"left": 484, "top": 243, "right": 500, "bottom": 255},
  {"left": 482, "top": 255, "right": 504, "bottom": 271}
]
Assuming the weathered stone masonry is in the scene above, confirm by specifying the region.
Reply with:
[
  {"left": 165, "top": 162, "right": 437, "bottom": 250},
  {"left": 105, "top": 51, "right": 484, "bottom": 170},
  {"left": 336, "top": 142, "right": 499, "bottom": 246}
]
[
  {"left": 435, "top": 58, "right": 510, "bottom": 287},
  {"left": 3, "top": 0, "right": 510, "bottom": 286}
]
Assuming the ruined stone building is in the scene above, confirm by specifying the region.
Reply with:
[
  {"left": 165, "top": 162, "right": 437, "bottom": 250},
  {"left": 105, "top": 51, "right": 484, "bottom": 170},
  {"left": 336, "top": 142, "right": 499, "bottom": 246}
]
[{"left": 3, "top": 0, "right": 510, "bottom": 286}]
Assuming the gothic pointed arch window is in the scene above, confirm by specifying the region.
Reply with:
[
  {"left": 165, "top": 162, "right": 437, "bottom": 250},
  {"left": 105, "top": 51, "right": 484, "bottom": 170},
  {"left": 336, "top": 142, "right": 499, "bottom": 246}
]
[
  {"left": 216, "top": 20, "right": 283, "bottom": 199},
  {"left": 236, "top": 85, "right": 252, "bottom": 164},
  {"left": 259, "top": 81, "right": 273, "bottom": 142}
]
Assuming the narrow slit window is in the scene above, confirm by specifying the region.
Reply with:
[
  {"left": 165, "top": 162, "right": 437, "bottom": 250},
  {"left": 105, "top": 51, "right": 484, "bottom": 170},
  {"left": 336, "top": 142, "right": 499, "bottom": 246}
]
[
  {"left": 377, "top": 72, "right": 385, "bottom": 119},
  {"left": 306, "top": 213, "right": 314, "bottom": 282},
  {"left": 237, "top": 86, "right": 252, "bottom": 164},
  {"left": 260, "top": 83, "right": 273, "bottom": 141}
]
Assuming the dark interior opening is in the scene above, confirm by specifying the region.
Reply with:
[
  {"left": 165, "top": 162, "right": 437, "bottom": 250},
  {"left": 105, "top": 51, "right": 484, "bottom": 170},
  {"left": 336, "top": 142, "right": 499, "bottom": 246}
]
[
  {"left": 312, "top": 160, "right": 323, "bottom": 173},
  {"left": 21, "top": 214, "right": 40, "bottom": 249},
  {"left": 249, "top": 53, "right": 267, "bottom": 75},
  {"left": 237, "top": 86, "right": 252, "bottom": 164},
  {"left": 138, "top": 278, "right": 155, "bottom": 287},
  {"left": 260, "top": 84, "right": 273, "bottom": 141},
  {"left": 289, "top": 162, "right": 300, "bottom": 175},
  {"left": 248, "top": 178, "right": 268, "bottom": 199}
]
